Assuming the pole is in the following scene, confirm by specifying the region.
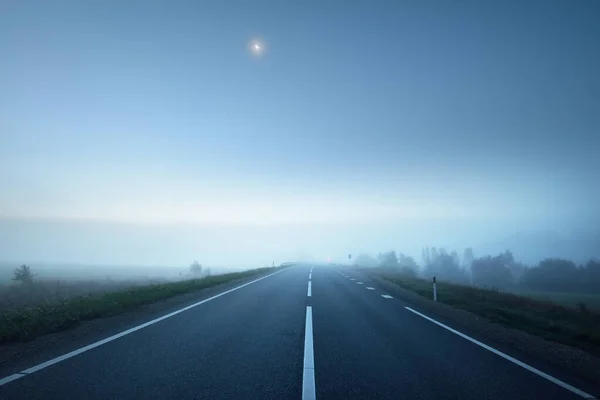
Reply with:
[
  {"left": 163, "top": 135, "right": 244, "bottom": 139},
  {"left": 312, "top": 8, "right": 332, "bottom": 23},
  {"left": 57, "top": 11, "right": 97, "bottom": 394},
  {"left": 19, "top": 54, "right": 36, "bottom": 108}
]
[{"left": 433, "top": 276, "right": 437, "bottom": 302}]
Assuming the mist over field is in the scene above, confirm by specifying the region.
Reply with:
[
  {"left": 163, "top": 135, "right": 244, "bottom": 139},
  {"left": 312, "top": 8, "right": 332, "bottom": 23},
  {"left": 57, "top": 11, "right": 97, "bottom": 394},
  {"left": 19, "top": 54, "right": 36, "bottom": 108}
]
[
  {"left": 1, "top": 214, "right": 598, "bottom": 273},
  {"left": 1, "top": 1, "right": 599, "bottom": 286}
]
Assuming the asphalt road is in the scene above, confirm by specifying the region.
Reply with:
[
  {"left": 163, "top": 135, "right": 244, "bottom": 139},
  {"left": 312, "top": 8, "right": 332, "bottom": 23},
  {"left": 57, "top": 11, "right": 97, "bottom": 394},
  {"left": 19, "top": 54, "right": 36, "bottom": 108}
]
[{"left": 0, "top": 264, "right": 597, "bottom": 400}]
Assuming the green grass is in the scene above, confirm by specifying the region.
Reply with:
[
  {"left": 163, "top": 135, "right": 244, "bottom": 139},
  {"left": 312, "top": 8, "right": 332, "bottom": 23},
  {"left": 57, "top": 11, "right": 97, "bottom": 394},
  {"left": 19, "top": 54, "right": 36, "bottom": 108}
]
[
  {"left": 0, "top": 267, "right": 282, "bottom": 345},
  {"left": 512, "top": 290, "right": 600, "bottom": 311},
  {"left": 364, "top": 268, "right": 600, "bottom": 356}
]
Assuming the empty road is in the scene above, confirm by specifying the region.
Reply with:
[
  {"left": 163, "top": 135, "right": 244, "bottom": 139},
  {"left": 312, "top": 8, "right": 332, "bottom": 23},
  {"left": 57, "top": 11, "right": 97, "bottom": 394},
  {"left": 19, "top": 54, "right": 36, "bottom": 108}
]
[{"left": 0, "top": 264, "right": 597, "bottom": 399}]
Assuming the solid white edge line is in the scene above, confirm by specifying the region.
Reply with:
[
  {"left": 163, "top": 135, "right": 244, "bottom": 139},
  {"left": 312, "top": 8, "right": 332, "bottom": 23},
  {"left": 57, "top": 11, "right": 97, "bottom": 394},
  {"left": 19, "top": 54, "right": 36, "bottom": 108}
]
[
  {"left": 0, "top": 268, "right": 288, "bottom": 385},
  {"left": 307, "top": 281, "right": 312, "bottom": 297},
  {"left": 404, "top": 307, "right": 595, "bottom": 399},
  {"left": 0, "top": 374, "right": 26, "bottom": 386},
  {"left": 302, "top": 306, "right": 316, "bottom": 400},
  {"left": 309, "top": 273, "right": 312, "bottom": 280}
]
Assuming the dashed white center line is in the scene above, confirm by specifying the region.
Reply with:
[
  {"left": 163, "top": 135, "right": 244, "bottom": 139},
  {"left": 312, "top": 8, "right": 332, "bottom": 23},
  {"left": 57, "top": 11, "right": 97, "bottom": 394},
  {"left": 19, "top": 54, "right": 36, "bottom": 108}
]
[
  {"left": 381, "top": 294, "right": 393, "bottom": 299},
  {"left": 366, "top": 287, "right": 375, "bottom": 290},
  {"left": 350, "top": 278, "right": 356, "bottom": 281},
  {"left": 356, "top": 282, "right": 364, "bottom": 285},
  {"left": 307, "top": 281, "right": 312, "bottom": 297},
  {"left": 302, "top": 306, "right": 316, "bottom": 400}
]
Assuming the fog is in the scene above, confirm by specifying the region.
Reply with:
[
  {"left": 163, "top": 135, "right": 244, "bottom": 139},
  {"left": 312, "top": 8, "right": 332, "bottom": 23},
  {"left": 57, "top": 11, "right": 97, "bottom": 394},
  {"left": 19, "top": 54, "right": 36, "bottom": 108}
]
[
  {"left": 2, "top": 1, "right": 599, "bottom": 282},
  {"left": 1, "top": 215, "right": 598, "bottom": 275}
]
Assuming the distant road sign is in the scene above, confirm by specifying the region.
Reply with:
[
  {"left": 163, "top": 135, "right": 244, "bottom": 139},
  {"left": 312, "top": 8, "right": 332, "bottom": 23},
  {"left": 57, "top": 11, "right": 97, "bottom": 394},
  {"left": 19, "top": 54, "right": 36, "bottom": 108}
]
[{"left": 348, "top": 254, "right": 352, "bottom": 259}]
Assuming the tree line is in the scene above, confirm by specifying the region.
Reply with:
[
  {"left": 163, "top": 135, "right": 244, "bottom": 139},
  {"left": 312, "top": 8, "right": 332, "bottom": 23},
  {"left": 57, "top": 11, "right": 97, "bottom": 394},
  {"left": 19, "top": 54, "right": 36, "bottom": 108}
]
[{"left": 354, "top": 248, "right": 600, "bottom": 294}]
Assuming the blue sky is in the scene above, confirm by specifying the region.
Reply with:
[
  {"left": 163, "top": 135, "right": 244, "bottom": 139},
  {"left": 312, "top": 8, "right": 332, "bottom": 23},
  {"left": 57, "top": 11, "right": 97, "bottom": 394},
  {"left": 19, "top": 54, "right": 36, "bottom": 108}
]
[{"left": 1, "top": 1, "right": 599, "bottom": 266}]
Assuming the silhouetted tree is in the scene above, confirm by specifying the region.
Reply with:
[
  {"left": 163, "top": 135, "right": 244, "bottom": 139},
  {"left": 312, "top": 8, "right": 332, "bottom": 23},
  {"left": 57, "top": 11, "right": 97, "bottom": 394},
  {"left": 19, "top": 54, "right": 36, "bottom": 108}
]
[
  {"left": 521, "top": 258, "right": 580, "bottom": 292},
  {"left": 580, "top": 260, "right": 600, "bottom": 293},
  {"left": 13, "top": 265, "right": 34, "bottom": 285},
  {"left": 377, "top": 251, "right": 399, "bottom": 268},
  {"left": 385, "top": 246, "right": 599, "bottom": 293},
  {"left": 507, "top": 261, "right": 527, "bottom": 283},
  {"left": 189, "top": 261, "right": 203, "bottom": 276},
  {"left": 397, "top": 253, "right": 415, "bottom": 267},
  {"left": 398, "top": 252, "right": 419, "bottom": 274},
  {"left": 471, "top": 253, "right": 514, "bottom": 289},
  {"left": 353, "top": 254, "right": 378, "bottom": 267},
  {"left": 462, "top": 248, "right": 474, "bottom": 269},
  {"left": 422, "top": 247, "right": 468, "bottom": 284}
]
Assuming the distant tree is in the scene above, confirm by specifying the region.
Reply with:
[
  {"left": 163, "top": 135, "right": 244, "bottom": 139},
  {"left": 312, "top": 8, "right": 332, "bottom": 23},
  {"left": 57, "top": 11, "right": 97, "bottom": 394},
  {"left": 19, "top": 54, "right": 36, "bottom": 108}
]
[
  {"left": 507, "top": 261, "right": 527, "bottom": 283},
  {"left": 422, "top": 247, "right": 468, "bottom": 284},
  {"left": 462, "top": 248, "right": 474, "bottom": 271},
  {"left": 189, "top": 261, "right": 203, "bottom": 276},
  {"left": 498, "top": 250, "right": 514, "bottom": 266},
  {"left": 398, "top": 253, "right": 418, "bottom": 268},
  {"left": 398, "top": 253, "right": 419, "bottom": 275},
  {"left": 580, "top": 260, "right": 600, "bottom": 293},
  {"left": 471, "top": 254, "right": 514, "bottom": 289},
  {"left": 461, "top": 248, "right": 475, "bottom": 283},
  {"left": 409, "top": 245, "right": 599, "bottom": 293},
  {"left": 13, "top": 264, "right": 34, "bottom": 284},
  {"left": 516, "top": 257, "right": 600, "bottom": 293},
  {"left": 462, "top": 248, "right": 474, "bottom": 269},
  {"left": 421, "top": 247, "right": 433, "bottom": 267},
  {"left": 450, "top": 250, "right": 460, "bottom": 267},
  {"left": 520, "top": 258, "right": 580, "bottom": 292},
  {"left": 377, "top": 251, "right": 399, "bottom": 268},
  {"left": 353, "top": 254, "right": 378, "bottom": 268}
]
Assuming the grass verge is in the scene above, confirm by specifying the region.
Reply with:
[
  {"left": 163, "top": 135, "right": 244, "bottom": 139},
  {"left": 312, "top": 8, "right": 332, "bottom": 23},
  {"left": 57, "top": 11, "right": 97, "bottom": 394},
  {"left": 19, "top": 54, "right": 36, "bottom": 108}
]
[
  {"left": 512, "top": 290, "right": 600, "bottom": 311},
  {"left": 363, "top": 267, "right": 600, "bottom": 356},
  {"left": 0, "top": 266, "right": 283, "bottom": 345}
]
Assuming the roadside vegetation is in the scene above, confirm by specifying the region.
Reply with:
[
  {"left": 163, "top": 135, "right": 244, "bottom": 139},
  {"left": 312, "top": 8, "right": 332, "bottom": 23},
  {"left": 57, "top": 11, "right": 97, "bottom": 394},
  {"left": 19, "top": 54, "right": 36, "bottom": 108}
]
[
  {"left": 354, "top": 248, "right": 600, "bottom": 355},
  {"left": 366, "top": 268, "right": 600, "bottom": 356},
  {"left": 0, "top": 264, "right": 285, "bottom": 345},
  {"left": 354, "top": 248, "right": 600, "bottom": 309}
]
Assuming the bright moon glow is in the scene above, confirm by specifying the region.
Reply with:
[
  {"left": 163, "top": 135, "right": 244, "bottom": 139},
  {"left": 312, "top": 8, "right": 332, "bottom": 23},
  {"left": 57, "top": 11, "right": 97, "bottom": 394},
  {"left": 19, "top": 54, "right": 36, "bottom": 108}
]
[{"left": 248, "top": 39, "right": 265, "bottom": 56}]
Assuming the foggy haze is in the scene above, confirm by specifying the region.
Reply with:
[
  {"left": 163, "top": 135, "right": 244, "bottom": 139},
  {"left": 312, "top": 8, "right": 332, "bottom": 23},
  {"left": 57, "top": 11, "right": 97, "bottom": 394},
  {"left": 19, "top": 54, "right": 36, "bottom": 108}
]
[
  {"left": 1, "top": 1, "right": 599, "bottom": 271},
  {"left": 1, "top": 216, "right": 598, "bottom": 268}
]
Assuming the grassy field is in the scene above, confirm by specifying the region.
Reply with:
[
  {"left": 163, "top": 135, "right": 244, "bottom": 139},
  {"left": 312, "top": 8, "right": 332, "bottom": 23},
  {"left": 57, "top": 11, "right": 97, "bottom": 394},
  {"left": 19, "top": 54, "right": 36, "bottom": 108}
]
[
  {"left": 0, "top": 266, "right": 283, "bottom": 345},
  {"left": 1, "top": 277, "right": 171, "bottom": 310},
  {"left": 362, "top": 267, "right": 600, "bottom": 356},
  {"left": 512, "top": 290, "right": 600, "bottom": 311}
]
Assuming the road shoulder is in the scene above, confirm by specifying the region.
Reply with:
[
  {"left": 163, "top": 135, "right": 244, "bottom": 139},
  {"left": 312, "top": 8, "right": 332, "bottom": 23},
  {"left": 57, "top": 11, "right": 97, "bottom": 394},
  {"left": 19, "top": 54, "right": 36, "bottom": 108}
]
[
  {"left": 0, "top": 269, "right": 285, "bottom": 377},
  {"left": 358, "top": 269, "right": 600, "bottom": 392}
]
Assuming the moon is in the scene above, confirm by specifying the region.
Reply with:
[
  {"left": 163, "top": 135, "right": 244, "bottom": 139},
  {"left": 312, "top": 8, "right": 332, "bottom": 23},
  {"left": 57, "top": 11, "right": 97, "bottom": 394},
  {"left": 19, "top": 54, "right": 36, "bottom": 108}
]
[{"left": 248, "top": 38, "right": 265, "bottom": 56}]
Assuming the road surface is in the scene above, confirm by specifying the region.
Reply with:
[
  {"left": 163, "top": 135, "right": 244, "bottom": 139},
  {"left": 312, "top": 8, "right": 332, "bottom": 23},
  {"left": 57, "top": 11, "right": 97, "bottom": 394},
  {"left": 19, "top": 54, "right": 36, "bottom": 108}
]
[{"left": 0, "top": 264, "right": 597, "bottom": 399}]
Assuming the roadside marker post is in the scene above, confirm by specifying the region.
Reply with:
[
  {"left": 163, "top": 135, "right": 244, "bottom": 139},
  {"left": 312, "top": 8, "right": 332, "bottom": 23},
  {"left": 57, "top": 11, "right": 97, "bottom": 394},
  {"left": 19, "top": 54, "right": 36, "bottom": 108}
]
[{"left": 433, "top": 276, "right": 437, "bottom": 302}]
